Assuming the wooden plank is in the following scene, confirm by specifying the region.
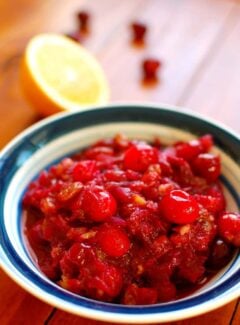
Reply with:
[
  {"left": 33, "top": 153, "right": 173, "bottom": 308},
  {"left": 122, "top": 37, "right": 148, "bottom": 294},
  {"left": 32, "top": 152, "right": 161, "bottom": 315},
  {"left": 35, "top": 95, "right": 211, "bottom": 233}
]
[
  {"left": 98, "top": 0, "right": 235, "bottom": 104},
  {"left": 172, "top": 300, "right": 238, "bottom": 325},
  {"left": 46, "top": 300, "right": 238, "bottom": 325},
  {"left": 231, "top": 299, "right": 240, "bottom": 325},
  {"left": 0, "top": 0, "right": 145, "bottom": 148},
  {"left": 0, "top": 0, "right": 239, "bottom": 324},
  {"left": 48, "top": 312, "right": 106, "bottom": 325},
  {"left": 182, "top": 4, "right": 240, "bottom": 132},
  {"left": 0, "top": 269, "right": 53, "bottom": 325}
]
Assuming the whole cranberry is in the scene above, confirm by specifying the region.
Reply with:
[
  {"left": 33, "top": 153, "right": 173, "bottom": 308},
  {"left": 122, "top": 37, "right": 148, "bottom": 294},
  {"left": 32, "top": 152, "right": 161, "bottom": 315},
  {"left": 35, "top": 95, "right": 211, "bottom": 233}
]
[
  {"left": 142, "top": 58, "right": 161, "bottom": 81},
  {"left": 218, "top": 212, "right": 240, "bottom": 247},
  {"left": 192, "top": 153, "right": 221, "bottom": 182},
  {"left": 77, "top": 11, "right": 90, "bottom": 32},
  {"left": 175, "top": 139, "right": 203, "bottom": 161},
  {"left": 123, "top": 143, "right": 158, "bottom": 172},
  {"left": 81, "top": 186, "right": 117, "bottom": 221},
  {"left": 97, "top": 226, "right": 131, "bottom": 257},
  {"left": 130, "top": 22, "right": 147, "bottom": 44},
  {"left": 208, "top": 238, "right": 233, "bottom": 269},
  {"left": 175, "top": 135, "right": 213, "bottom": 161},
  {"left": 160, "top": 190, "right": 200, "bottom": 224}
]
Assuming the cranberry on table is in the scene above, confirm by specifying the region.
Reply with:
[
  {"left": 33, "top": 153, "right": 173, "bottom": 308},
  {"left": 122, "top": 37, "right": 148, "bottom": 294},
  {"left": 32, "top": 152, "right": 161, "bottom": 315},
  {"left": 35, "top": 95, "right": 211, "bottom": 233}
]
[
  {"left": 77, "top": 10, "right": 90, "bottom": 32},
  {"left": 123, "top": 142, "right": 158, "bottom": 172},
  {"left": 160, "top": 189, "right": 200, "bottom": 224},
  {"left": 218, "top": 212, "right": 240, "bottom": 247},
  {"left": 130, "top": 22, "right": 147, "bottom": 45},
  {"left": 142, "top": 58, "right": 161, "bottom": 81},
  {"left": 81, "top": 186, "right": 117, "bottom": 221}
]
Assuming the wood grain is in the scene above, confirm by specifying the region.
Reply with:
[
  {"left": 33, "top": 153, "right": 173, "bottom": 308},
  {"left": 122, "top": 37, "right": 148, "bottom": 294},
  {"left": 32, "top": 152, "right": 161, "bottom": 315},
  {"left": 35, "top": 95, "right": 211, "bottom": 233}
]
[
  {"left": 182, "top": 4, "right": 240, "bottom": 132},
  {"left": 0, "top": 269, "right": 52, "bottom": 325},
  {"left": 0, "top": 0, "right": 239, "bottom": 324},
  {"left": 47, "top": 300, "right": 238, "bottom": 325},
  {"left": 231, "top": 299, "right": 240, "bottom": 325}
]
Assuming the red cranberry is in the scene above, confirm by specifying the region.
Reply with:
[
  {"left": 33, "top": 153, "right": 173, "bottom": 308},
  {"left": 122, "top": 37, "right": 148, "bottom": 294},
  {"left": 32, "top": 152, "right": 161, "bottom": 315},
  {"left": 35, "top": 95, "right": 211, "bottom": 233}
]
[
  {"left": 156, "top": 280, "right": 177, "bottom": 302},
  {"left": 192, "top": 153, "right": 221, "bottom": 182},
  {"left": 177, "top": 251, "right": 206, "bottom": 283},
  {"left": 109, "top": 186, "right": 132, "bottom": 203},
  {"left": 124, "top": 143, "right": 158, "bottom": 172},
  {"left": 127, "top": 209, "right": 165, "bottom": 243},
  {"left": 57, "top": 182, "right": 83, "bottom": 202},
  {"left": 72, "top": 160, "right": 98, "bottom": 182},
  {"left": 160, "top": 190, "right": 200, "bottom": 224},
  {"left": 218, "top": 212, "right": 240, "bottom": 247},
  {"left": 200, "top": 134, "right": 213, "bottom": 151},
  {"left": 60, "top": 278, "right": 82, "bottom": 294},
  {"left": 81, "top": 187, "right": 117, "bottom": 221},
  {"left": 152, "top": 235, "right": 172, "bottom": 259},
  {"left": 28, "top": 221, "right": 46, "bottom": 245},
  {"left": 88, "top": 262, "right": 123, "bottom": 299},
  {"left": 77, "top": 11, "right": 90, "bottom": 32},
  {"left": 175, "top": 139, "right": 203, "bottom": 161},
  {"left": 142, "top": 58, "right": 161, "bottom": 81},
  {"left": 123, "top": 284, "right": 158, "bottom": 305},
  {"left": 208, "top": 238, "right": 233, "bottom": 269},
  {"left": 68, "top": 243, "right": 86, "bottom": 265},
  {"left": 130, "top": 22, "right": 147, "bottom": 44},
  {"left": 175, "top": 135, "right": 213, "bottom": 162},
  {"left": 97, "top": 226, "right": 131, "bottom": 257}
]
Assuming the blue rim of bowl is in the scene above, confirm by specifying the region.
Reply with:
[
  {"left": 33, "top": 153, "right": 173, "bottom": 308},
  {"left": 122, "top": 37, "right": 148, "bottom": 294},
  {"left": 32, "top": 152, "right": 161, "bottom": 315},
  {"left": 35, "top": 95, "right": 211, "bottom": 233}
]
[{"left": 0, "top": 103, "right": 239, "bottom": 322}]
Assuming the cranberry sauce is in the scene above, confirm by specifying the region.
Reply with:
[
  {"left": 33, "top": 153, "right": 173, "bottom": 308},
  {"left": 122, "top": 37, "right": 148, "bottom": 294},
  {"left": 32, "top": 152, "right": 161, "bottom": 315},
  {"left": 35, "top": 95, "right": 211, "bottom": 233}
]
[{"left": 23, "top": 134, "right": 239, "bottom": 305}]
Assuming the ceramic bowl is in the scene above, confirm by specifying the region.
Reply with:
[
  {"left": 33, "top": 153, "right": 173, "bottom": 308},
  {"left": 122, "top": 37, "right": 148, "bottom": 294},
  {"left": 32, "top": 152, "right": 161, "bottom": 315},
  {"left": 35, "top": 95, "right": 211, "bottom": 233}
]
[{"left": 0, "top": 104, "right": 239, "bottom": 323}]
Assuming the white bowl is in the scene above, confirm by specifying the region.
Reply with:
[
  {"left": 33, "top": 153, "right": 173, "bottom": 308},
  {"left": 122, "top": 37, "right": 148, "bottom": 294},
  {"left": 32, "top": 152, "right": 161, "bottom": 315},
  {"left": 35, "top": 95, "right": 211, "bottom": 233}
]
[{"left": 0, "top": 104, "right": 239, "bottom": 323}]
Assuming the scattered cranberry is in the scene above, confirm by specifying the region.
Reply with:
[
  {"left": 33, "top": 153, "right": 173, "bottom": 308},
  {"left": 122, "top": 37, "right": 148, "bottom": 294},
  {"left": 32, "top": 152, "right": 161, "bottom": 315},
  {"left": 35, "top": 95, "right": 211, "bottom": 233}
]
[
  {"left": 97, "top": 226, "right": 131, "bottom": 257},
  {"left": 218, "top": 213, "right": 240, "bottom": 247},
  {"left": 81, "top": 186, "right": 117, "bottom": 221},
  {"left": 160, "top": 190, "right": 200, "bottom": 224},
  {"left": 124, "top": 143, "right": 158, "bottom": 172},
  {"left": 77, "top": 11, "right": 90, "bottom": 33},
  {"left": 192, "top": 153, "right": 221, "bottom": 182},
  {"left": 130, "top": 22, "right": 147, "bottom": 45},
  {"left": 142, "top": 58, "right": 161, "bottom": 82}
]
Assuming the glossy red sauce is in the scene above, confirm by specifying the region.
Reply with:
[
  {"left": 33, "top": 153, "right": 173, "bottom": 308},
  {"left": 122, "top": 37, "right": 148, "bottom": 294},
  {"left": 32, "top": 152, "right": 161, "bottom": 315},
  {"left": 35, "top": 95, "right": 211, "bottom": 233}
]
[{"left": 23, "top": 134, "right": 237, "bottom": 305}]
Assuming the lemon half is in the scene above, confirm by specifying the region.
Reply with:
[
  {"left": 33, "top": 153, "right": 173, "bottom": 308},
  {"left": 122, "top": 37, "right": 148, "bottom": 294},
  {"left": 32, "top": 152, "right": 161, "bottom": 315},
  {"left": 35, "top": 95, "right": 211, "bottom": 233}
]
[{"left": 21, "top": 34, "right": 109, "bottom": 116}]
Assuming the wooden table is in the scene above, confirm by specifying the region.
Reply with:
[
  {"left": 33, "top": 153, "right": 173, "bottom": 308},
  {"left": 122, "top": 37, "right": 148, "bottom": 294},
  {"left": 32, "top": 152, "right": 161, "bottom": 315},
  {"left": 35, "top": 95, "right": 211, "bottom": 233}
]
[{"left": 0, "top": 0, "right": 239, "bottom": 324}]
